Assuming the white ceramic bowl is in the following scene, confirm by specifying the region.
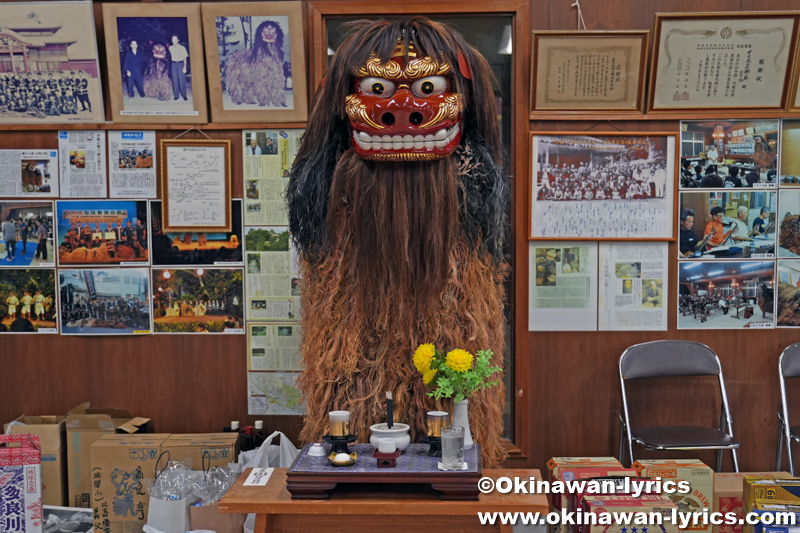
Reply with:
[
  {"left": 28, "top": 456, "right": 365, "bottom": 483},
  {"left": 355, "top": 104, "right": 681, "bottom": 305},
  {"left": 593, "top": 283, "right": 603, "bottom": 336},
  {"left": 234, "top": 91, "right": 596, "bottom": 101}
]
[{"left": 369, "top": 423, "right": 410, "bottom": 452}]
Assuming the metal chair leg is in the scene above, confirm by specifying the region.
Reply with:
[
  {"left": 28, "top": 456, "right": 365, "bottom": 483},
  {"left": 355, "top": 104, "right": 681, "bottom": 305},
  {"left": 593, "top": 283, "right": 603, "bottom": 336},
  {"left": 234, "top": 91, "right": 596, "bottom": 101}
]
[
  {"left": 777, "top": 417, "right": 785, "bottom": 471},
  {"left": 731, "top": 448, "right": 739, "bottom": 473},
  {"left": 716, "top": 450, "right": 723, "bottom": 472},
  {"left": 788, "top": 435, "right": 795, "bottom": 476},
  {"left": 619, "top": 421, "right": 626, "bottom": 465}
]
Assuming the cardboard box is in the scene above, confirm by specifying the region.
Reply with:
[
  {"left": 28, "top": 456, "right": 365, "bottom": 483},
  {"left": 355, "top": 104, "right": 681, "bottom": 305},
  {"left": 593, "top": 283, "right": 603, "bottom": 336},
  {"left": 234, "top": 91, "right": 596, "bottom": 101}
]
[
  {"left": 91, "top": 433, "right": 170, "bottom": 533},
  {"left": 66, "top": 402, "right": 150, "bottom": 509},
  {"left": 4, "top": 415, "right": 67, "bottom": 506},
  {"left": 556, "top": 467, "right": 638, "bottom": 513},
  {"left": 0, "top": 433, "right": 43, "bottom": 533},
  {"left": 744, "top": 501, "right": 800, "bottom": 533},
  {"left": 582, "top": 495, "right": 679, "bottom": 533},
  {"left": 744, "top": 477, "right": 800, "bottom": 507},
  {"left": 161, "top": 433, "right": 238, "bottom": 470},
  {"left": 714, "top": 472, "right": 792, "bottom": 533},
  {"left": 634, "top": 459, "right": 714, "bottom": 532},
  {"left": 547, "top": 457, "right": 622, "bottom": 510}
]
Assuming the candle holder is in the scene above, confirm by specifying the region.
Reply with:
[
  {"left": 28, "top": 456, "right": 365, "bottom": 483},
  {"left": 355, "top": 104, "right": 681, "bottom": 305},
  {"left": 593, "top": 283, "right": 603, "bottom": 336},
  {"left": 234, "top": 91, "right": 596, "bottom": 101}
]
[
  {"left": 421, "top": 435, "right": 442, "bottom": 457},
  {"left": 372, "top": 448, "right": 401, "bottom": 468},
  {"left": 322, "top": 433, "right": 357, "bottom": 456}
]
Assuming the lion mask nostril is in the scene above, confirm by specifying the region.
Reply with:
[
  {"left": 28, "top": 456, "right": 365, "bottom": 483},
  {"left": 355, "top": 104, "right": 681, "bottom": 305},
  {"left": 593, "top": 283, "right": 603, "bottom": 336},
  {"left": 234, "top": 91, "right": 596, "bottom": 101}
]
[
  {"left": 409, "top": 112, "right": 423, "bottom": 125},
  {"left": 381, "top": 112, "right": 395, "bottom": 125}
]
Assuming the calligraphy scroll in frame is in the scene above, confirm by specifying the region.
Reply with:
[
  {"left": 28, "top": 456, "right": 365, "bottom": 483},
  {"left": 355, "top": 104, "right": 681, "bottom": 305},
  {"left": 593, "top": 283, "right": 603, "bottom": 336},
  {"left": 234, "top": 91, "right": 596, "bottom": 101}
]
[
  {"left": 160, "top": 139, "right": 232, "bottom": 233},
  {"left": 530, "top": 30, "right": 648, "bottom": 115},
  {"left": 648, "top": 12, "right": 800, "bottom": 113}
]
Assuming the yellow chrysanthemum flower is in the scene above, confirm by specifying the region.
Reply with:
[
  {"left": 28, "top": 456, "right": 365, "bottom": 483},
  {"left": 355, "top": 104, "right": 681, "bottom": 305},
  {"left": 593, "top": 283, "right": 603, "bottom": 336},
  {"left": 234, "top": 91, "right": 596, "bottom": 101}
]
[
  {"left": 446, "top": 348, "right": 473, "bottom": 373},
  {"left": 422, "top": 368, "right": 438, "bottom": 385},
  {"left": 413, "top": 343, "right": 436, "bottom": 373}
]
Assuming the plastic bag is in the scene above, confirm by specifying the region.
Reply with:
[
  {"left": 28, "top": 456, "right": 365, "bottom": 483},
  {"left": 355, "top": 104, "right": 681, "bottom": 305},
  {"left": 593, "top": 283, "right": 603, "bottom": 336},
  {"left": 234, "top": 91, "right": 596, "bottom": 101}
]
[
  {"left": 146, "top": 454, "right": 203, "bottom": 533},
  {"left": 235, "top": 431, "right": 300, "bottom": 533}
]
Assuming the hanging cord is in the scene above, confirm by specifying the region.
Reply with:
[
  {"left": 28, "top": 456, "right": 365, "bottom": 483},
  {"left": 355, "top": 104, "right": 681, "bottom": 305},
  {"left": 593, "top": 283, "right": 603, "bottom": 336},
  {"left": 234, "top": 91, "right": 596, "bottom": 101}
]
[
  {"left": 571, "top": 0, "right": 587, "bottom": 31},
  {"left": 171, "top": 126, "right": 213, "bottom": 141}
]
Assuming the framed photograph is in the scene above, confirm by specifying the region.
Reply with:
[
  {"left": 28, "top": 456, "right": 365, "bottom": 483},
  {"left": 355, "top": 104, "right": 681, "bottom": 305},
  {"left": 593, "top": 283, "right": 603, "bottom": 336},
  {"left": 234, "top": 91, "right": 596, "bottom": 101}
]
[
  {"left": 59, "top": 268, "right": 152, "bottom": 335},
  {"left": 55, "top": 200, "right": 150, "bottom": 266},
  {"left": 648, "top": 12, "right": 800, "bottom": 113},
  {"left": 680, "top": 120, "right": 779, "bottom": 189},
  {"left": 530, "top": 31, "right": 648, "bottom": 115},
  {"left": 150, "top": 199, "right": 243, "bottom": 266},
  {"left": 0, "top": 202, "right": 55, "bottom": 267},
  {"left": 780, "top": 119, "right": 800, "bottom": 186},
  {"left": 777, "top": 260, "right": 800, "bottom": 326},
  {"left": 0, "top": 269, "right": 57, "bottom": 333},
  {"left": 151, "top": 267, "right": 244, "bottom": 334},
  {"left": 529, "top": 132, "right": 676, "bottom": 240},
  {"left": 678, "top": 190, "right": 776, "bottom": 260},
  {"left": 778, "top": 190, "right": 800, "bottom": 258},
  {"left": 102, "top": 3, "right": 208, "bottom": 123},
  {"left": 0, "top": 2, "right": 104, "bottom": 125},
  {"left": 43, "top": 506, "right": 93, "bottom": 532},
  {"left": 160, "top": 139, "right": 232, "bottom": 233},
  {"left": 677, "top": 261, "right": 774, "bottom": 329},
  {"left": 202, "top": 2, "right": 308, "bottom": 123}
]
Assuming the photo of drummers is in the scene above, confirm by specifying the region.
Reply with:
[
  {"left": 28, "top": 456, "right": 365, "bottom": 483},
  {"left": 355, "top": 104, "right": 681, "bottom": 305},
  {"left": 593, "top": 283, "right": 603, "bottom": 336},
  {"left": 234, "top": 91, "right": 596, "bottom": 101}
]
[
  {"left": 678, "top": 261, "right": 775, "bottom": 329},
  {"left": 679, "top": 191, "right": 776, "bottom": 259},
  {"left": 680, "top": 120, "right": 778, "bottom": 189},
  {"left": 56, "top": 200, "right": 149, "bottom": 266}
]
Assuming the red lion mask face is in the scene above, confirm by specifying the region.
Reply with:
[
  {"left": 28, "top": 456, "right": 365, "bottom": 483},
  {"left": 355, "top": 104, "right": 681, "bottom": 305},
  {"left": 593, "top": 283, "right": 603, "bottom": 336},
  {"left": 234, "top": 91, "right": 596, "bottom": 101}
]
[{"left": 345, "top": 43, "right": 463, "bottom": 162}]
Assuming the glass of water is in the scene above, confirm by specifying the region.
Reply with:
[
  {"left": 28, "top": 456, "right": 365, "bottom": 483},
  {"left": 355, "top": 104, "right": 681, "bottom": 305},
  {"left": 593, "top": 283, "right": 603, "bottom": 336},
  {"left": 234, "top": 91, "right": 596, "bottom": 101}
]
[{"left": 441, "top": 425, "right": 465, "bottom": 470}]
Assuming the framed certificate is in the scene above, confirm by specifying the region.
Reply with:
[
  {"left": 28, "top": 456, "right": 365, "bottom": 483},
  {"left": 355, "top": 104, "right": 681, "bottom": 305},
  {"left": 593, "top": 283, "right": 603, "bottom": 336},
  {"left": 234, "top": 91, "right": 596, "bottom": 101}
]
[
  {"left": 160, "top": 139, "right": 232, "bottom": 233},
  {"left": 648, "top": 12, "right": 800, "bottom": 113},
  {"left": 530, "top": 30, "right": 648, "bottom": 115}
]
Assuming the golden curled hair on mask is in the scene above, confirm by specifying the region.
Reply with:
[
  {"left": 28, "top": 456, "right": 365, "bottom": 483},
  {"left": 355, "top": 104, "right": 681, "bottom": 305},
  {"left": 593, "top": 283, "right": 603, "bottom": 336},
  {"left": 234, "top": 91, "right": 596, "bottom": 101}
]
[
  {"left": 345, "top": 94, "right": 384, "bottom": 130},
  {"left": 419, "top": 93, "right": 462, "bottom": 129}
]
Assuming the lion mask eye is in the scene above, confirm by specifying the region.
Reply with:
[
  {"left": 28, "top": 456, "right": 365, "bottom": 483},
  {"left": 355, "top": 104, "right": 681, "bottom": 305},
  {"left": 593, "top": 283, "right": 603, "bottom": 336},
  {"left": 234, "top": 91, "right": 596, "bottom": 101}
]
[
  {"left": 411, "top": 76, "right": 447, "bottom": 97},
  {"left": 359, "top": 77, "right": 395, "bottom": 98}
]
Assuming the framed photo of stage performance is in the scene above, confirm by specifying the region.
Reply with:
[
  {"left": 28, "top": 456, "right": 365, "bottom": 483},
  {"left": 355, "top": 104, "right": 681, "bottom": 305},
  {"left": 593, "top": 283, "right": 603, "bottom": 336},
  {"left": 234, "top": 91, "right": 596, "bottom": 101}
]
[
  {"left": 160, "top": 139, "right": 232, "bottom": 234},
  {"left": 529, "top": 132, "right": 677, "bottom": 241},
  {"left": 102, "top": 3, "right": 208, "bottom": 124},
  {"left": 0, "top": 2, "right": 105, "bottom": 125},
  {"left": 0, "top": 269, "right": 58, "bottom": 334},
  {"left": 530, "top": 30, "right": 648, "bottom": 115},
  {"left": 201, "top": 2, "right": 308, "bottom": 124}
]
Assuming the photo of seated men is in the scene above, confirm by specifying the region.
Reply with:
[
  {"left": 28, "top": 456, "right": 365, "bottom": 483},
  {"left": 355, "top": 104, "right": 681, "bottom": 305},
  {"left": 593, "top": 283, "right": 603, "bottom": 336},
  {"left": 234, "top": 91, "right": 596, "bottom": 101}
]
[
  {"left": 680, "top": 120, "right": 778, "bottom": 189},
  {"left": 678, "top": 261, "right": 774, "bottom": 329},
  {"left": 56, "top": 201, "right": 148, "bottom": 265},
  {"left": 678, "top": 191, "right": 776, "bottom": 259}
]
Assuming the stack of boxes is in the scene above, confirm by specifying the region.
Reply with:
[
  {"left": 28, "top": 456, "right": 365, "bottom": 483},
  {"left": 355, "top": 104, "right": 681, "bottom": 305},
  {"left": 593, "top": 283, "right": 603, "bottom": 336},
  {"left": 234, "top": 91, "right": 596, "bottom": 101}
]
[{"left": 743, "top": 476, "right": 800, "bottom": 533}]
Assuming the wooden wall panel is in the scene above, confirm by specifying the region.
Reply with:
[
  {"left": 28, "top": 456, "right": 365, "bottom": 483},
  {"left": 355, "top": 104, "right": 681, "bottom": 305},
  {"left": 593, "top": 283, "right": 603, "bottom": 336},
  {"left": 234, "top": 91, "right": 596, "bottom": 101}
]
[{"left": 2, "top": 0, "right": 800, "bottom": 483}]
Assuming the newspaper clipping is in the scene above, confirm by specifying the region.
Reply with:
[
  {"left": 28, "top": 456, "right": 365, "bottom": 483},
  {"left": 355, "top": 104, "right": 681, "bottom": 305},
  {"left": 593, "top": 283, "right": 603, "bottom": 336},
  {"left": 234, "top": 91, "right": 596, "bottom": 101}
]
[
  {"left": 244, "top": 226, "right": 300, "bottom": 321},
  {"left": 108, "top": 131, "right": 157, "bottom": 198},
  {"left": 247, "top": 371, "right": 304, "bottom": 415},
  {"left": 58, "top": 131, "right": 107, "bottom": 198},
  {"left": 243, "top": 129, "right": 304, "bottom": 226},
  {"left": 247, "top": 323, "right": 302, "bottom": 371},
  {"left": 598, "top": 242, "right": 668, "bottom": 330},
  {"left": 528, "top": 241, "right": 598, "bottom": 331},
  {"left": 0, "top": 150, "right": 59, "bottom": 197}
]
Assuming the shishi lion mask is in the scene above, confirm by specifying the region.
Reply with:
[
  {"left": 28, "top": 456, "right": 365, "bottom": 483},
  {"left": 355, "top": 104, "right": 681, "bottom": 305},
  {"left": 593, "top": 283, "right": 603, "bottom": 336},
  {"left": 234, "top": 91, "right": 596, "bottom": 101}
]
[{"left": 346, "top": 40, "right": 467, "bottom": 161}]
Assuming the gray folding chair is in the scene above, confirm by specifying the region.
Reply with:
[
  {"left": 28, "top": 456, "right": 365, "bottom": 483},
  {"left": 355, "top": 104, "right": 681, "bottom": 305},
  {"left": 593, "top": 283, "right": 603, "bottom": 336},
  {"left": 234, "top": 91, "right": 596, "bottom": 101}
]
[
  {"left": 618, "top": 340, "right": 740, "bottom": 471},
  {"left": 776, "top": 344, "right": 800, "bottom": 474}
]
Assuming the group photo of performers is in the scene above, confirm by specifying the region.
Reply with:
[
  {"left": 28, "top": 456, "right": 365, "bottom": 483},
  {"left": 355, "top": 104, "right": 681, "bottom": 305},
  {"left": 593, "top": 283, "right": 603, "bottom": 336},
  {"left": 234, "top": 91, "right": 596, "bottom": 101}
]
[
  {"left": 678, "top": 261, "right": 775, "bottom": 329},
  {"left": 59, "top": 268, "right": 151, "bottom": 335},
  {"left": 116, "top": 17, "right": 194, "bottom": 110},
  {"left": 678, "top": 191, "right": 776, "bottom": 259},
  {"left": 118, "top": 149, "right": 153, "bottom": 169},
  {"left": 56, "top": 200, "right": 149, "bottom": 265},
  {"left": 680, "top": 120, "right": 778, "bottom": 189},
  {"left": 0, "top": 71, "right": 94, "bottom": 119},
  {"left": 0, "top": 202, "right": 54, "bottom": 266},
  {"left": 535, "top": 135, "right": 670, "bottom": 202},
  {"left": 0, "top": 269, "right": 57, "bottom": 333}
]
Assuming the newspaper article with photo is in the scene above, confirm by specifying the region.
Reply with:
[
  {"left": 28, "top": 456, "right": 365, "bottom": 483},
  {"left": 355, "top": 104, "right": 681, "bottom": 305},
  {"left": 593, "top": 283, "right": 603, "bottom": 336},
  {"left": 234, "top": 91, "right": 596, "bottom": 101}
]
[
  {"left": 58, "top": 130, "right": 107, "bottom": 198},
  {"left": 0, "top": 150, "right": 59, "bottom": 197},
  {"left": 528, "top": 241, "right": 598, "bottom": 331},
  {"left": 247, "top": 323, "right": 302, "bottom": 371},
  {"left": 248, "top": 371, "right": 304, "bottom": 415},
  {"left": 678, "top": 260, "right": 775, "bottom": 330},
  {"left": 243, "top": 129, "right": 303, "bottom": 226},
  {"left": 108, "top": 130, "right": 157, "bottom": 198},
  {"left": 599, "top": 242, "right": 669, "bottom": 331},
  {"left": 245, "top": 226, "right": 300, "bottom": 321}
]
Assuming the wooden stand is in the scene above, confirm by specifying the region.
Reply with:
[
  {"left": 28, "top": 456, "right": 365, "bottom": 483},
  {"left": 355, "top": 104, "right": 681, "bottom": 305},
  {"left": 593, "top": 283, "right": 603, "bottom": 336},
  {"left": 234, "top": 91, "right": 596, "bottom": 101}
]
[{"left": 286, "top": 443, "right": 483, "bottom": 500}]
